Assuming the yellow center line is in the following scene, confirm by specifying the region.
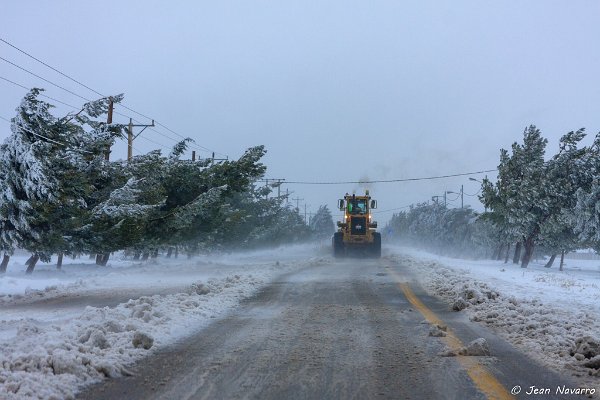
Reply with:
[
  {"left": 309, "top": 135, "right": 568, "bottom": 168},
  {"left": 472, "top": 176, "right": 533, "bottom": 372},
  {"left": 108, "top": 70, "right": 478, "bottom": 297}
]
[{"left": 385, "top": 265, "right": 513, "bottom": 400}]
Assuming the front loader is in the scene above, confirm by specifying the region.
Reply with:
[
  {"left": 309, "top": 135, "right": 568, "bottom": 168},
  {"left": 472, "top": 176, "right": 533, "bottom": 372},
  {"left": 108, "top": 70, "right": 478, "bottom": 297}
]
[{"left": 332, "top": 190, "right": 381, "bottom": 258}]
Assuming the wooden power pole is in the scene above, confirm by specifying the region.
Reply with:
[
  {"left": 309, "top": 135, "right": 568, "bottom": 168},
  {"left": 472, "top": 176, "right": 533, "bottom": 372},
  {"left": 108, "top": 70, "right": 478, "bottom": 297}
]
[
  {"left": 105, "top": 97, "right": 113, "bottom": 161},
  {"left": 127, "top": 118, "right": 155, "bottom": 161}
]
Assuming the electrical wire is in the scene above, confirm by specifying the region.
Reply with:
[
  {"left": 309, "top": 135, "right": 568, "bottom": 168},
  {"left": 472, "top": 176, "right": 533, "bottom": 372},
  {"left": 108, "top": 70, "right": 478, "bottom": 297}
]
[
  {"left": 446, "top": 193, "right": 461, "bottom": 202},
  {"left": 0, "top": 38, "right": 104, "bottom": 98},
  {"left": 0, "top": 37, "right": 227, "bottom": 158},
  {"left": 112, "top": 108, "right": 209, "bottom": 154},
  {"left": 464, "top": 189, "right": 482, "bottom": 197},
  {"left": 0, "top": 56, "right": 92, "bottom": 102},
  {"left": 1, "top": 114, "right": 151, "bottom": 157},
  {"left": 372, "top": 205, "right": 412, "bottom": 214},
  {"left": 0, "top": 75, "right": 80, "bottom": 110},
  {"left": 0, "top": 114, "right": 92, "bottom": 151},
  {"left": 282, "top": 169, "right": 497, "bottom": 185},
  {"left": 0, "top": 65, "right": 204, "bottom": 155}
]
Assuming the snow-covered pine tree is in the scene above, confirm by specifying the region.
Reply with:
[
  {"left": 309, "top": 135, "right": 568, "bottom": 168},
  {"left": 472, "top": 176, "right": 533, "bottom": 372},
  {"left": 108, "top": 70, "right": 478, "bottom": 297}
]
[
  {"left": 539, "top": 129, "right": 588, "bottom": 269},
  {"left": 309, "top": 205, "right": 335, "bottom": 241},
  {"left": 484, "top": 126, "right": 548, "bottom": 268},
  {"left": 479, "top": 151, "right": 522, "bottom": 262},
  {"left": 0, "top": 90, "right": 124, "bottom": 272},
  {"left": 573, "top": 132, "right": 600, "bottom": 253}
]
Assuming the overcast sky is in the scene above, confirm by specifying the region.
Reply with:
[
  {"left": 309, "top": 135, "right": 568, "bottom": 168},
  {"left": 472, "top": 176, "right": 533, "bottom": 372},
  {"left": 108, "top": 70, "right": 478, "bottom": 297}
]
[{"left": 1, "top": 1, "right": 599, "bottom": 223}]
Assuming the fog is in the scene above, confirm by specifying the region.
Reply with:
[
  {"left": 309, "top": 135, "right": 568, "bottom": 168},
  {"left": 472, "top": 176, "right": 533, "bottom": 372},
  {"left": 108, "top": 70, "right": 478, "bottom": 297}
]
[{"left": 1, "top": 1, "right": 599, "bottom": 224}]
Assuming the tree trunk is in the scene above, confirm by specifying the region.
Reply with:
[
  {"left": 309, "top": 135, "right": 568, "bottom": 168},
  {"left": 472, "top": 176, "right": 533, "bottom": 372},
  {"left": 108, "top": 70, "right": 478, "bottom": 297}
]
[
  {"left": 151, "top": 249, "right": 158, "bottom": 259},
  {"left": 95, "top": 254, "right": 103, "bottom": 265},
  {"left": 25, "top": 254, "right": 40, "bottom": 275},
  {"left": 133, "top": 252, "right": 140, "bottom": 261},
  {"left": 141, "top": 252, "right": 149, "bottom": 261},
  {"left": 520, "top": 238, "right": 535, "bottom": 268},
  {"left": 513, "top": 242, "right": 522, "bottom": 264},
  {"left": 166, "top": 247, "right": 173, "bottom": 258},
  {"left": 559, "top": 250, "right": 565, "bottom": 271},
  {"left": 25, "top": 254, "right": 34, "bottom": 266},
  {"left": 174, "top": 246, "right": 178, "bottom": 259},
  {"left": 0, "top": 254, "right": 9, "bottom": 273},
  {"left": 496, "top": 244, "right": 505, "bottom": 261},
  {"left": 89, "top": 253, "right": 96, "bottom": 260},
  {"left": 57, "top": 252, "right": 63, "bottom": 270},
  {"left": 504, "top": 244, "right": 511, "bottom": 264},
  {"left": 544, "top": 254, "right": 557, "bottom": 268},
  {"left": 100, "top": 253, "right": 110, "bottom": 266}
]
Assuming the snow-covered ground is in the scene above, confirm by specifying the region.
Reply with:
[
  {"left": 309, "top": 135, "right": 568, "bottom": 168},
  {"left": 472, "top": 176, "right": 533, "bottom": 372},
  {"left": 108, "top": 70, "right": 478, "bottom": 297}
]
[
  {"left": 0, "top": 245, "right": 331, "bottom": 400},
  {"left": 3, "top": 244, "right": 599, "bottom": 399},
  {"left": 388, "top": 245, "right": 600, "bottom": 390}
]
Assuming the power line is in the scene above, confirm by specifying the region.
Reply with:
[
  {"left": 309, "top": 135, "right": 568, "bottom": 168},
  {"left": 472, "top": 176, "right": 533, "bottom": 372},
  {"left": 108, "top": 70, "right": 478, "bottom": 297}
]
[
  {"left": 136, "top": 134, "right": 176, "bottom": 152},
  {"left": 114, "top": 104, "right": 226, "bottom": 156},
  {"left": 0, "top": 62, "right": 203, "bottom": 155},
  {"left": 0, "top": 37, "right": 228, "bottom": 158},
  {"left": 464, "top": 189, "right": 482, "bottom": 197},
  {"left": 0, "top": 75, "right": 80, "bottom": 109},
  {"left": 0, "top": 56, "right": 92, "bottom": 102},
  {"left": 0, "top": 114, "right": 150, "bottom": 156},
  {"left": 446, "top": 193, "right": 461, "bottom": 202},
  {"left": 372, "top": 205, "right": 412, "bottom": 214},
  {"left": 113, "top": 107, "right": 213, "bottom": 154},
  {"left": 0, "top": 114, "right": 91, "bottom": 151},
  {"left": 0, "top": 37, "right": 104, "bottom": 98},
  {"left": 282, "top": 169, "right": 497, "bottom": 185}
]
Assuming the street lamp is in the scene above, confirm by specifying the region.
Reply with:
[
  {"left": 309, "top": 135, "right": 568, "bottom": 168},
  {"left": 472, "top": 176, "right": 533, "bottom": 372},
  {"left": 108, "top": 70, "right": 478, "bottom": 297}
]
[
  {"left": 468, "top": 177, "right": 488, "bottom": 212},
  {"left": 432, "top": 194, "right": 446, "bottom": 207},
  {"left": 447, "top": 185, "right": 463, "bottom": 208}
]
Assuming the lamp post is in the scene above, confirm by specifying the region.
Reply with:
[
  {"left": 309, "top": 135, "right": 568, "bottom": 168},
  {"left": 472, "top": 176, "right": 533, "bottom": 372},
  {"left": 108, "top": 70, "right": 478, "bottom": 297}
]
[
  {"left": 447, "top": 185, "right": 464, "bottom": 208},
  {"left": 468, "top": 177, "right": 487, "bottom": 212},
  {"left": 432, "top": 194, "right": 446, "bottom": 207}
]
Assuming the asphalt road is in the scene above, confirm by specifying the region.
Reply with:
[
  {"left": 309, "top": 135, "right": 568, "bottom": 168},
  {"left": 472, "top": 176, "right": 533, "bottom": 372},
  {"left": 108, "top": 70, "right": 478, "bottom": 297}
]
[{"left": 78, "top": 257, "right": 580, "bottom": 400}]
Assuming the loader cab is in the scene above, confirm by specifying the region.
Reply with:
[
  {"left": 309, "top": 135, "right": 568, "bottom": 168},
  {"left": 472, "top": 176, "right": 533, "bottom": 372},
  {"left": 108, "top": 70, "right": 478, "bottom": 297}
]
[{"left": 348, "top": 198, "right": 367, "bottom": 215}]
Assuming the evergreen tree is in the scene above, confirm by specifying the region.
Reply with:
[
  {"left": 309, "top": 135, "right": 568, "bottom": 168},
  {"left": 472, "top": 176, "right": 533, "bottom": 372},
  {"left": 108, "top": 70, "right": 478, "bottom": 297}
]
[
  {"left": 309, "top": 205, "right": 335, "bottom": 240},
  {"left": 573, "top": 132, "right": 600, "bottom": 252},
  {"left": 0, "top": 90, "right": 123, "bottom": 271},
  {"left": 538, "top": 129, "right": 588, "bottom": 269}
]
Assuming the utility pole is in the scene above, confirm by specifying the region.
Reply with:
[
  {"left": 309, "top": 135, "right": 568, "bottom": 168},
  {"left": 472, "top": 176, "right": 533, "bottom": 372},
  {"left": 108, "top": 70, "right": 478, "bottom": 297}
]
[
  {"left": 105, "top": 97, "right": 113, "bottom": 161},
  {"left": 264, "top": 179, "right": 270, "bottom": 199},
  {"left": 127, "top": 118, "right": 155, "bottom": 161},
  {"left": 264, "top": 178, "right": 285, "bottom": 199},
  {"left": 461, "top": 184, "right": 464, "bottom": 209},
  {"left": 444, "top": 191, "right": 447, "bottom": 207},
  {"left": 292, "top": 197, "right": 303, "bottom": 212},
  {"left": 272, "top": 179, "right": 285, "bottom": 199},
  {"left": 304, "top": 203, "right": 307, "bottom": 224},
  {"left": 211, "top": 152, "right": 229, "bottom": 165}
]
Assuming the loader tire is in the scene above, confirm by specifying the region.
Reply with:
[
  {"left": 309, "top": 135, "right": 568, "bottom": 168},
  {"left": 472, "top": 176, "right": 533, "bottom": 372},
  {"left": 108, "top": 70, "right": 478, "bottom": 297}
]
[
  {"left": 372, "top": 232, "right": 381, "bottom": 258},
  {"left": 333, "top": 232, "right": 344, "bottom": 258}
]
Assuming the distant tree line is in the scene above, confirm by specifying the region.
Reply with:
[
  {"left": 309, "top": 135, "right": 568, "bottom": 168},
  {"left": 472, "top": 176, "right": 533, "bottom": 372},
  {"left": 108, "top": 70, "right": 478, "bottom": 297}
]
[
  {"left": 0, "top": 89, "right": 333, "bottom": 273},
  {"left": 387, "top": 125, "right": 600, "bottom": 269}
]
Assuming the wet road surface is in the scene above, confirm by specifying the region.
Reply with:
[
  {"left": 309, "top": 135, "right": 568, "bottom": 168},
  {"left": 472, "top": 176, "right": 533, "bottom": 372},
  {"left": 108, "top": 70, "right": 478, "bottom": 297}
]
[{"left": 78, "top": 257, "right": 579, "bottom": 400}]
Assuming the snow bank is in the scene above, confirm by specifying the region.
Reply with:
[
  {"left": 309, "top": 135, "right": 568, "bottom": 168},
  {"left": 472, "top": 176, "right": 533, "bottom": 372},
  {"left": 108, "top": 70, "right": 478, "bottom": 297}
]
[
  {"left": 390, "top": 248, "right": 600, "bottom": 388},
  {"left": 0, "top": 245, "right": 331, "bottom": 399},
  {"left": 0, "top": 275, "right": 262, "bottom": 399}
]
